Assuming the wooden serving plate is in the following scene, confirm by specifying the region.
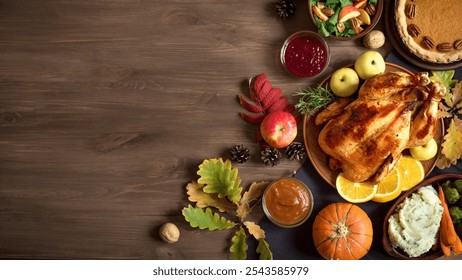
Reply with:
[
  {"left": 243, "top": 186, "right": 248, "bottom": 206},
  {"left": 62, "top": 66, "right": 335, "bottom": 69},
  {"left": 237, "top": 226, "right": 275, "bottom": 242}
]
[
  {"left": 382, "top": 173, "right": 462, "bottom": 260},
  {"left": 302, "top": 62, "right": 444, "bottom": 187}
]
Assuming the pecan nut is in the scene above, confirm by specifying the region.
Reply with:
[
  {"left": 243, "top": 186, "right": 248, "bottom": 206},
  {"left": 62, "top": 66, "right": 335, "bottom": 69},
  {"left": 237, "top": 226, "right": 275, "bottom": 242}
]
[
  {"left": 405, "top": 4, "right": 416, "bottom": 19},
  {"left": 454, "top": 39, "right": 462, "bottom": 50},
  {"left": 336, "top": 22, "right": 345, "bottom": 33},
  {"left": 437, "top": 42, "right": 453, "bottom": 52},
  {"left": 421, "top": 36, "right": 435, "bottom": 49},
  {"left": 407, "top": 24, "right": 421, "bottom": 37},
  {"left": 364, "top": 4, "right": 376, "bottom": 16},
  {"left": 321, "top": 7, "right": 335, "bottom": 17}
]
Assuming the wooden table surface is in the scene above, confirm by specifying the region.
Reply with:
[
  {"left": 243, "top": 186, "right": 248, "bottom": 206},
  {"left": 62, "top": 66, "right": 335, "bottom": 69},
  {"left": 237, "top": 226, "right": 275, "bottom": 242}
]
[{"left": 1, "top": 0, "right": 434, "bottom": 260}]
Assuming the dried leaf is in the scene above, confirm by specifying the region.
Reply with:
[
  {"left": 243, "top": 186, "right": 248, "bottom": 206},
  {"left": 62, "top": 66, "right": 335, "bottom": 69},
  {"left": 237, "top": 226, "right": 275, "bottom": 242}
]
[
  {"left": 237, "top": 181, "right": 270, "bottom": 220},
  {"left": 438, "top": 103, "right": 455, "bottom": 119},
  {"left": 450, "top": 82, "right": 462, "bottom": 109},
  {"left": 240, "top": 73, "right": 295, "bottom": 126},
  {"left": 440, "top": 117, "right": 462, "bottom": 167},
  {"left": 267, "top": 96, "right": 288, "bottom": 113},
  {"left": 239, "top": 95, "right": 264, "bottom": 113},
  {"left": 240, "top": 112, "right": 265, "bottom": 125},
  {"left": 253, "top": 74, "right": 272, "bottom": 102},
  {"left": 197, "top": 158, "right": 242, "bottom": 204},
  {"left": 186, "top": 181, "right": 236, "bottom": 213},
  {"left": 240, "top": 181, "right": 270, "bottom": 205},
  {"left": 230, "top": 227, "right": 247, "bottom": 260},
  {"left": 256, "top": 239, "right": 273, "bottom": 260},
  {"left": 182, "top": 205, "right": 236, "bottom": 230},
  {"left": 243, "top": 221, "right": 266, "bottom": 239},
  {"left": 261, "top": 88, "right": 282, "bottom": 109}
]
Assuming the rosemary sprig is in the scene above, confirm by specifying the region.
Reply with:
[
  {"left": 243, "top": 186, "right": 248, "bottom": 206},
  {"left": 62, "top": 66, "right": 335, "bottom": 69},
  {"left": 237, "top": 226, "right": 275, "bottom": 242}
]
[{"left": 294, "top": 85, "right": 336, "bottom": 115}]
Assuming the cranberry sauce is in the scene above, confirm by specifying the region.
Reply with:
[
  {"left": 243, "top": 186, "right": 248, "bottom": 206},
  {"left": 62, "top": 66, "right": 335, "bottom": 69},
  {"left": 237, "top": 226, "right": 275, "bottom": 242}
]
[{"left": 283, "top": 33, "right": 328, "bottom": 78}]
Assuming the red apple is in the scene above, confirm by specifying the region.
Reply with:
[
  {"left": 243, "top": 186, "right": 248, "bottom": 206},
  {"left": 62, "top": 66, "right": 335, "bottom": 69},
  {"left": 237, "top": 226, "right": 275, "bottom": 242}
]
[
  {"left": 353, "top": 0, "right": 367, "bottom": 9},
  {"left": 312, "top": 6, "right": 328, "bottom": 22},
  {"left": 338, "top": 5, "right": 360, "bottom": 22},
  {"left": 260, "top": 111, "right": 297, "bottom": 148}
]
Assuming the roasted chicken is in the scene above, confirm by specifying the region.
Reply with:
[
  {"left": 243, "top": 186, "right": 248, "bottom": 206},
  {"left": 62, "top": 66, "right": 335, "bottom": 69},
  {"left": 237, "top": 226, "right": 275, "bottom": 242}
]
[{"left": 316, "top": 71, "right": 445, "bottom": 183}]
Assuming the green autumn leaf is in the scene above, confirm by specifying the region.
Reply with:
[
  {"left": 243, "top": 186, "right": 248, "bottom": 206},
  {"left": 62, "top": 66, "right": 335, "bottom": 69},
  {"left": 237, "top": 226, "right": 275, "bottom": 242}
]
[
  {"left": 430, "top": 70, "right": 458, "bottom": 103},
  {"left": 182, "top": 205, "right": 235, "bottom": 230},
  {"left": 197, "top": 158, "right": 242, "bottom": 204},
  {"left": 230, "top": 227, "right": 247, "bottom": 260},
  {"left": 256, "top": 239, "right": 273, "bottom": 260}
]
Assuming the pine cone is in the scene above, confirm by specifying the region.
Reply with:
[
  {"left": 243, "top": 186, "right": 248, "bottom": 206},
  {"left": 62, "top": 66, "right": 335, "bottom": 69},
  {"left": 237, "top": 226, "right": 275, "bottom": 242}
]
[
  {"left": 275, "top": 0, "right": 296, "bottom": 19},
  {"left": 261, "top": 147, "right": 282, "bottom": 166},
  {"left": 285, "top": 142, "right": 306, "bottom": 161},
  {"left": 230, "top": 144, "right": 251, "bottom": 163}
]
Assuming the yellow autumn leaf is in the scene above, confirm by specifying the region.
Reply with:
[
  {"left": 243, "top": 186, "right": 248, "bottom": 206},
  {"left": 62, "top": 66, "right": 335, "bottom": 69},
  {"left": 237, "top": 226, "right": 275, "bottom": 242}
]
[
  {"left": 438, "top": 103, "right": 454, "bottom": 119},
  {"left": 236, "top": 181, "right": 270, "bottom": 220},
  {"left": 186, "top": 181, "right": 236, "bottom": 213},
  {"left": 243, "top": 221, "right": 266, "bottom": 240},
  {"left": 439, "top": 117, "right": 462, "bottom": 168},
  {"left": 449, "top": 81, "right": 462, "bottom": 108}
]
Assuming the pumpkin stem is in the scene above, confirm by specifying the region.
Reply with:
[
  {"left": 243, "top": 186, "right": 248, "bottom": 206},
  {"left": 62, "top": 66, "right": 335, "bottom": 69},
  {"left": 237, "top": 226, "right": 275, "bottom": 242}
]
[{"left": 332, "top": 221, "right": 349, "bottom": 239}]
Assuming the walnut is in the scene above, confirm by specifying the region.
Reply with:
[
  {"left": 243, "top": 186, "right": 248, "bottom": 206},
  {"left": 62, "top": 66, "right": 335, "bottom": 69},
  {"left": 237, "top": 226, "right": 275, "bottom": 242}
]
[
  {"left": 363, "top": 30, "right": 385, "bottom": 49},
  {"left": 159, "top": 223, "right": 180, "bottom": 243}
]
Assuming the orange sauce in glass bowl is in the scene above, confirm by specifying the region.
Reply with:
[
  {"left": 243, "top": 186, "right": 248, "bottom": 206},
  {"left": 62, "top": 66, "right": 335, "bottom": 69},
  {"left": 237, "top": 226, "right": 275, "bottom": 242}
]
[{"left": 263, "top": 177, "right": 314, "bottom": 228}]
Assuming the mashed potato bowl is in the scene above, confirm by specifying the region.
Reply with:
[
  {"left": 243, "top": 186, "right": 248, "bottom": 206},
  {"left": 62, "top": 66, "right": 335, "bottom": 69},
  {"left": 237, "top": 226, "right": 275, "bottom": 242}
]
[{"left": 382, "top": 173, "right": 462, "bottom": 259}]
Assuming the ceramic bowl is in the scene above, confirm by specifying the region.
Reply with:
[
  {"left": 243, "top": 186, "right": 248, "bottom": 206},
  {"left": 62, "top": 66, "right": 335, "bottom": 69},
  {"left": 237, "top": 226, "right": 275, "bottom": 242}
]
[
  {"left": 382, "top": 173, "right": 462, "bottom": 259},
  {"left": 308, "top": 0, "right": 383, "bottom": 40}
]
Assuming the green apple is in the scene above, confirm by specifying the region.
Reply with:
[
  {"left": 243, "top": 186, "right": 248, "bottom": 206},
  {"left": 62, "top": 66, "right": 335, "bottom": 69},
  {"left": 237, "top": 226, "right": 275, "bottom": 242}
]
[
  {"left": 409, "top": 138, "right": 438, "bottom": 161},
  {"left": 329, "top": 67, "right": 360, "bottom": 97},
  {"left": 354, "top": 51, "right": 386, "bottom": 80}
]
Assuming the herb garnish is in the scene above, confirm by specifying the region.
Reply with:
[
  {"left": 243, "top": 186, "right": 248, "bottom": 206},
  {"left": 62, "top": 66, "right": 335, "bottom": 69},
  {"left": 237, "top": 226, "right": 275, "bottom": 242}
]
[{"left": 294, "top": 85, "right": 337, "bottom": 115}]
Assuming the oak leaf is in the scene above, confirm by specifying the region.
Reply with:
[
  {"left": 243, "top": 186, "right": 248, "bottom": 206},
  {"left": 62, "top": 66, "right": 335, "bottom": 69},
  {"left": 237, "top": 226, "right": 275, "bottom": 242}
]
[
  {"left": 243, "top": 221, "right": 265, "bottom": 240},
  {"left": 438, "top": 117, "right": 462, "bottom": 169},
  {"left": 430, "top": 70, "right": 457, "bottom": 103},
  {"left": 186, "top": 181, "right": 236, "bottom": 213},
  {"left": 182, "top": 205, "right": 236, "bottom": 230},
  {"left": 237, "top": 181, "right": 270, "bottom": 220},
  {"left": 197, "top": 158, "right": 242, "bottom": 204},
  {"left": 230, "top": 227, "right": 247, "bottom": 260},
  {"left": 256, "top": 239, "right": 273, "bottom": 260}
]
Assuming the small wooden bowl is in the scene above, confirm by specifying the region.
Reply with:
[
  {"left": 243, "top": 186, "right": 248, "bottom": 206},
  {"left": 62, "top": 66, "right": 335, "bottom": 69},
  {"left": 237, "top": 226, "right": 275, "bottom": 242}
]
[
  {"left": 308, "top": 0, "right": 383, "bottom": 40},
  {"left": 382, "top": 173, "right": 462, "bottom": 259}
]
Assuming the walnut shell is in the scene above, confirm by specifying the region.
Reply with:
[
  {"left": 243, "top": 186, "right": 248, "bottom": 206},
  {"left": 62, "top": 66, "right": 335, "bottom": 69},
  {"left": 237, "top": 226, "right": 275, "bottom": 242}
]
[
  {"left": 363, "top": 30, "right": 385, "bottom": 49},
  {"left": 159, "top": 223, "right": 180, "bottom": 243}
]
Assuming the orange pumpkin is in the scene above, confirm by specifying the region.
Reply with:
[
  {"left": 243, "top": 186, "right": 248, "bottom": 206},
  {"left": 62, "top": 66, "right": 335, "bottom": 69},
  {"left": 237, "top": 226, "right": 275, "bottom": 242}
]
[{"left": 312, "top": 202, "right": 373, "bottom": 260}]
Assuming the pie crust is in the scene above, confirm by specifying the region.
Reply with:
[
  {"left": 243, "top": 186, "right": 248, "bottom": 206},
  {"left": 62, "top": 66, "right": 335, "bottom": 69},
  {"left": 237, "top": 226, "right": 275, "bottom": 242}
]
[{"left": 395, "top": 0, "right": 462, "bottom": 63}]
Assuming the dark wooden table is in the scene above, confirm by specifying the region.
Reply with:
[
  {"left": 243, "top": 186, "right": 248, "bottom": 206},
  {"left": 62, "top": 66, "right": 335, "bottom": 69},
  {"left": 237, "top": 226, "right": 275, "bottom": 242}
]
[{"left": 5, "top": 0, "right": 452, "bottom": 260}]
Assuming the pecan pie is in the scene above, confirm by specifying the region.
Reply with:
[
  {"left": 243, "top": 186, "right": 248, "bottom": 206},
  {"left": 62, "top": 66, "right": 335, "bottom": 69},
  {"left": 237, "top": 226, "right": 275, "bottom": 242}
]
[{"left": 395, "top": 0, "right": 462, "bottom": 63}]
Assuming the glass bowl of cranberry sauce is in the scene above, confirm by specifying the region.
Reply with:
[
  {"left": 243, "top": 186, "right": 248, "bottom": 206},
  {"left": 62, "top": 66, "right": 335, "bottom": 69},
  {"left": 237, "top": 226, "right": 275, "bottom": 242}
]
[{"left": 280, "top": 31, "right": 330, "bottom": 78}]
